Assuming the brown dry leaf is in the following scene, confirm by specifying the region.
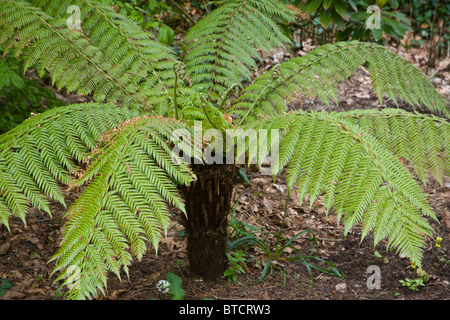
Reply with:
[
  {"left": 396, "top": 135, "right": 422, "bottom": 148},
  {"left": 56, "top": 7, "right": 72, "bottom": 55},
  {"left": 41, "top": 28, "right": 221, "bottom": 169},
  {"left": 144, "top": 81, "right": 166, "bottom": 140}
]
[
  {"left": 108, "top": 289, "right": 127, "bottom": 300},
  {"left": 9, "top": 270, "right": 23, "bottom": 280},
  {"left": 2, "top": 286, "right": 25, "bottom": 300},
  {"left": 160, "top": 237, "right": 175, "bottom": 251},
  {"left": 261, "top": 199, "right": 274, "bottom": 211},
  {"left": 0, "top": 241, "right": 10, "bottom": 255},
  {"left": 444, "top": 209, "right": 450, "bottom": 229},
  {"left": 223, "top": 113, "right": 232, "bottom": 124},
  {"left": 26, "top": 288, "right": 46, "bottom": 295}
]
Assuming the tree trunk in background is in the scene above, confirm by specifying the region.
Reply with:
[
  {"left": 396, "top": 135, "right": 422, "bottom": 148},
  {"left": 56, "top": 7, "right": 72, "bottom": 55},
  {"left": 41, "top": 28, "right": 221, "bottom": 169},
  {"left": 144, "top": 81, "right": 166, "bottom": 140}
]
[{"left": 180, "top": 163, "right": 236, "bottom": 280}]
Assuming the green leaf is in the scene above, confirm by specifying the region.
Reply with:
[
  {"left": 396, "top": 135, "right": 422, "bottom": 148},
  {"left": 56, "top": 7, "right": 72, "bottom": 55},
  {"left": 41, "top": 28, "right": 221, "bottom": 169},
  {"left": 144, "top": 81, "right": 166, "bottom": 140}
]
[
  {"left": 320, "top": 9, "right": 332, "bottom": 28},
  {"left": 323, "top": 0, "right": 333, "bottom": 10},
  {"left": 376, "top": 0, "right": 388, "bottom": 7},
  {"left": 0, "top": 278, "right": 15, "bottom": 297},
  {"left": 237, "top": 167, "right": 251, "bottom": 186},
  {"left": 348, "top": 0, "right": 358, "bottom": 12},
  {"left": 383, "top": 11, "right": 411, "bottom": 26},
  {"left": 167, "top": 272, "right": 185, "bottom": 300},
  {"left": 8, "top": 71, "right": 25, "bottom": 89},
  {"left": 388, "top": 0, "right": 399, "bottom": 9},
  {"left": 371, "top": 27, "right": 383, "bottom": 41},
  {"left": 157, "top": 24, "right": 175, "bottom": 45},
  {"left": 329, "top": 8, "right": 346, "bottom": 29},
  {"left": 306, "top": 0, "right": 323, "bottom": 13},
  {"left": 333, "top": 0, "right": 350, "bottom": 20},
  {"left": 383, "top": 16, "right": 408, "bottom": 36}
]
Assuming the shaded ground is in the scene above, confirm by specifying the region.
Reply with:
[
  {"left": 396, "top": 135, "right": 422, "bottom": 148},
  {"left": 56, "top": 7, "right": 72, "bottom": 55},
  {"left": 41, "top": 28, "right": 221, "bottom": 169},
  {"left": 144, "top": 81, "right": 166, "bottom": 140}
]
[{"left": 1, "top": 41, "right": 449, "bottom": 301}]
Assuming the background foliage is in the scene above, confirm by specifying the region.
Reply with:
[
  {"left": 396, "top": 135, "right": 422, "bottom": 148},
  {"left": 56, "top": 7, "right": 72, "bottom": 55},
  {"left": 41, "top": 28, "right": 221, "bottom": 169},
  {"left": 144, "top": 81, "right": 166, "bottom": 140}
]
[{"left": 0, "top": 47, "right": 65, "bottom": 133}]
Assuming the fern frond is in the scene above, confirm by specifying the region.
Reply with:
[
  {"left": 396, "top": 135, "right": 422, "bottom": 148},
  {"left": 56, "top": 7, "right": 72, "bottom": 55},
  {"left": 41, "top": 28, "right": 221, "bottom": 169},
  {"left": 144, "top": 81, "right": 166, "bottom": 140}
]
[
  {"left": 341, "top": 108, "right": 450, "bottom": 185},
  {"left": 0, "top": 0, "right": 176, "bottom": 113},
  {"left": 50, "top": 116, "right": 197, "bottom": 300},
  {"left": 184, "top": 0, "right": 295, "bottom": 101},
  {"left": 240, "top": 110, "right": 440, "bottom": 267},
  {"left": 233, "top": 41, "right": 450, "bottom": 122},
  {"left": 0, "top": 103, "right": 138, "bottom": 230}
]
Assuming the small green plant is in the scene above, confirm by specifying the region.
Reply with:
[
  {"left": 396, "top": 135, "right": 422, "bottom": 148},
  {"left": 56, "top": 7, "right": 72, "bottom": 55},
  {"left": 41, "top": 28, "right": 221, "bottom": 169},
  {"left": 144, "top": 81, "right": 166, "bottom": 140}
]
[
  {"left": 166, "top": 272, "right": 185, "bottom": 300},
  {"left": 228, "top": 190, "right": 342, "bottom": 285},
  {"left": 373, "top": 251, "right": 389, "bottom": 263},
  {"left": 228, "top": 194, "right": 343, "bottom": 285},
  {"left": 0, "top": 278, "right": 14, "bottom": 297},
  {"left": 224, "top": 250, "right": 248, "bottom": 284},
  {"left": 52, "top": 286, "right": 64, "bottom": 300},
  {"left": 399, "top": 277, "right": 425, "bottom": 291},
  {"left": 399, "top": 268, "right": 429, "bottom": 291}
]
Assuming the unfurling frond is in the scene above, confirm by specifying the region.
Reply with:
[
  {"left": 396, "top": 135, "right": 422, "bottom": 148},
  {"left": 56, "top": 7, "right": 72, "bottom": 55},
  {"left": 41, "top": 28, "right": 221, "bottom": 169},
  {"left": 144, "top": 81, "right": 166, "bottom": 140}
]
[
  {"left": 0, "top": 103, "right": 138, "bottom": 230},
  {"left": 233, "top": 41, "right": 450, "bottom": 122},
  {"left": 0, "top": 0, "right": 176, "bottom": 113},
  {"left": 240, "top": 110, "right": 441, "bottom": 268},
  {"left": 184, "top": 0, "right": 295, "bottom": 101},
  {"left": 49, "top": 116, "right": 197, "bottom": 300}
]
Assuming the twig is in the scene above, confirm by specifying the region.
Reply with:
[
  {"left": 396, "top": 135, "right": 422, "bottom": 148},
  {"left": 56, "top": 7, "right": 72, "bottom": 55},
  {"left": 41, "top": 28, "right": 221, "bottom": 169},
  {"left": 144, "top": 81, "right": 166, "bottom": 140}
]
[
  {"left": 201, "top": 0, "right": 209, "bottom": 14},
  {"left": 426, "top": 2, "right": 439, "bottom": 75},
  {"left": 428, "top": 45, "right": 450, "bottom": 80}
]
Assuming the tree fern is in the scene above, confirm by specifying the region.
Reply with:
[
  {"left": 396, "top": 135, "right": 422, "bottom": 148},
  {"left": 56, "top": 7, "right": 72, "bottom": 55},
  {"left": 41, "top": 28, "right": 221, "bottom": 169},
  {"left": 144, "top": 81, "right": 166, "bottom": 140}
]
[
  {"left": 232, "top": 41, "right": 450, "bottom": 121},
  {"left": 0, "top": 0, "right": 449, "bottom": 300}
]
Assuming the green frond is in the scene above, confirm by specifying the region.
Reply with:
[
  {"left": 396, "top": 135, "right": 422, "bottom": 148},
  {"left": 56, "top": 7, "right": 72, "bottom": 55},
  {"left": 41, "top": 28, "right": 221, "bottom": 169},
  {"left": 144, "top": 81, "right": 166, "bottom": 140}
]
[
  {"left": 0, "top": 103, "right": 138, "bottom": 230},
  {"left": 241, "top": 110, "right": 440, "bottom": 268},
  {"left": 233, "top": 41, "right": 450, "bottom": 122},
  {"left": 0, "top": 0, "right": 176, "bottom": 113},
  {"left": 184, "top": 0, "right": 295, "bottom": 101},
  {"left": 50, "top": 116, "right": 197, "bottom": 299},
  {"left": 341, "top": 108, "right": 450, "bottom": 185}
]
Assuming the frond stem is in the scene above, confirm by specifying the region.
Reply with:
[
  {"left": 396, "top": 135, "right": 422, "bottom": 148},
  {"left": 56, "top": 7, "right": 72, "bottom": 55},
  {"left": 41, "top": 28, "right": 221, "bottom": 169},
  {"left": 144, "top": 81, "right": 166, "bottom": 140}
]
[
  {"left": 174, "top": 73, "right": 180, "bottom": 120},
  {"left": 218, "top": 83, "right": 239, "bottom": 111},
  {"left": 237, "top": 79, "right": 276, "bottom": 126},
  {"left": 198, "top": 94, "right": 219, "bottom": 129}
]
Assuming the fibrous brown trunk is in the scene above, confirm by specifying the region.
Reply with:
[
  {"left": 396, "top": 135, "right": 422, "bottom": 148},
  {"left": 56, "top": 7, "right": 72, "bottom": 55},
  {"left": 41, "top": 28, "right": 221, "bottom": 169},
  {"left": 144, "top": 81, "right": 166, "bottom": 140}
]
[{"left": 180, "top": 162, "right": 236, "bottom": 280}]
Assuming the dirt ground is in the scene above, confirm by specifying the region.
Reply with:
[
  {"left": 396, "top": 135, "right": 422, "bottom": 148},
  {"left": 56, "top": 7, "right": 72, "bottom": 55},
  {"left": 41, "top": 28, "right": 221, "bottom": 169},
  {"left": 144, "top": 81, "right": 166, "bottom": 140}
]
[{"left": 0, "top": 41, "right": 449, "bottom": 302}]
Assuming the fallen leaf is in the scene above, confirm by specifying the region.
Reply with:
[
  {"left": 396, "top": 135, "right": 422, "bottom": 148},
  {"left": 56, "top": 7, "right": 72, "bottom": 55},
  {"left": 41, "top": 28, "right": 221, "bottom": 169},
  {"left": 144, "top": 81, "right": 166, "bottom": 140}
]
[
  {"left": 444, "top": 209, "right": 450, "bottom": 229},
  {"left": 0, "top": 241, "right": 10, "bottom": 255},
  {"left": 223, "top": 113, "right": 232, "bottom": 124}
]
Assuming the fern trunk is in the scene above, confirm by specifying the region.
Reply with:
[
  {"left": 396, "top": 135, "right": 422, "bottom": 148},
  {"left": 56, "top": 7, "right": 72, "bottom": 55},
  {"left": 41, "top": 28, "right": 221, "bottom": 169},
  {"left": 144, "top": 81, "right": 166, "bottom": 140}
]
[{"left": 180, "top": 162, "right": 236, "bottom": 280}]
